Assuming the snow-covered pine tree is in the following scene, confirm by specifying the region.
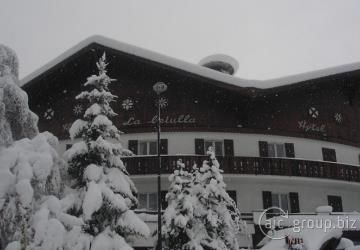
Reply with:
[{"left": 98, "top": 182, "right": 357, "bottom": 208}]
[
  {"left": 0, "top": 44, "right": 66, "bottom": 250},
  {"left": 0, "top": 44, "right": 38, "bottom": 148},
  {"left": 162, "top": 159, "right": 194, "bottom": 250},
  {"left": 64, "top": 53, "right": 149, "bottom": 249},
  {"left": 188, "top": 147, "right": 243, "bottom": 250}
]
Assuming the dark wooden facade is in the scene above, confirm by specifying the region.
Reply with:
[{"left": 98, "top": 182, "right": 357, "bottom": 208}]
[{"left": 22, "top": 42, "right": 360, "bottom": 147}]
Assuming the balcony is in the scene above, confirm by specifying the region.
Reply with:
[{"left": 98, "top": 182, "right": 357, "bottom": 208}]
[{"left": 122, "top": 155, "right": 360, "bottom": 183}]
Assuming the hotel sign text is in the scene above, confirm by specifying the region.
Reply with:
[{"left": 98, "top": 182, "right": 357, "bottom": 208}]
[{"left": 123, "top": 114, "right": 196, "bottom": 126}]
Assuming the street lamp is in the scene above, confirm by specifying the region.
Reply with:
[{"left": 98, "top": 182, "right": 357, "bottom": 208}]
[{"left": 153, "top": 81, "right": 167, "bottom": 250}]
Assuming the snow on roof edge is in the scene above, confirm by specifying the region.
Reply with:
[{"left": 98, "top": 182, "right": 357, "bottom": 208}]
[
  {"left": 20, "top": 35, "right": 257, "bottom": 88},
  {"left": 263, "top": 61, "right": 360, "bottom": 89},
  {"left": 20, "top": 35, "right": 360, "bottom": 89}
]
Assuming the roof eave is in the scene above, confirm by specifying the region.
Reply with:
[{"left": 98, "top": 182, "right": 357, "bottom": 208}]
[{"left": 20, "top": 35, "right": 259, "bottom": 90}]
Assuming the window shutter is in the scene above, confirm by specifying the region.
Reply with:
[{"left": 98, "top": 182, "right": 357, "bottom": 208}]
[
  {"left": 161, "top": 191, "right": 168, "bottom": 210},
  {"left": 128, "top": 140, "right": 138, "bottom": 155},
  {"left": 322, "top": 148, "right": 337, "bottom": 162},
  {"left": 285, "top": 143, "right": 295, "bottom": 158},
  {"left": 289, "top": 192, "right": 300, "bottom": 213},
  {"left": 259, "top": 141, "right": 268, "bottom": 157},
  {"left": 160, "top": 139, "right": 168, "bottom": 155},
  {"left": 262, "top": 191, "right": 272, "bottom": 209},
  {"left": 227, "top": 190, "right": 237, "bottom": 205},
  {"left": 195, "top": 139, "right": 205, "bottom": 155},
  {"left": 224, "top": 139, "right": 234, "bottom": 156}
]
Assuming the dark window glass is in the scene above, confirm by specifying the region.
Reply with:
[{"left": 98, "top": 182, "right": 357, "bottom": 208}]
[
  {"left": 271, "top": 193, "right": 289, "bottom": 212},
  {"left": 138, "top": 194, "right": 147, "bottom": 209},
  {"left": 148, "top": 193, "right": 158, "bottom": 210},
  {"left": 139, "top": 142, "right": 148, "bottom": 155},
  {"left": 204, "top": 140, "right": 223, "bottom": 156},
  {"left": 328, "top": 195, "right": 343, "bottom": 212},
  {"left": 138, "top": 141, "right": 157, "bottom": 155},
  {"left": 322, "top": 148, "right": 337, "bottom": 162},
  {"left": 227, "top": 190, "right": 237, "bottom": 204}
]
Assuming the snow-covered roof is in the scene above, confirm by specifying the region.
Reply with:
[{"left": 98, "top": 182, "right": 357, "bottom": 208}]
[
  {"left": 263, "top": 61, "right": 360, "bottom": 88},
  {"left": 20, "top": 35, "right": 360, "bottom": 89}
]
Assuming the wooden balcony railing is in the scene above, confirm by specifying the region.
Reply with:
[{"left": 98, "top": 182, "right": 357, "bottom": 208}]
[{"left": 122, "top": 155, "right": 360, "bottom": 183}]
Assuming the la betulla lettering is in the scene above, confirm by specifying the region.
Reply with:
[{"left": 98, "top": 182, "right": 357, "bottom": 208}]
[
  {"left": 122, "top": 117, "right": 140, "bottom": 126},
  {"left": 298, "top": 120, "right": 326, "bottom": 133},
  {"left": 150, "top": 114, "right": 196, "bottom": 124},
  {"left": 122, "top": 114, "right": 196, "bottom": 126}
]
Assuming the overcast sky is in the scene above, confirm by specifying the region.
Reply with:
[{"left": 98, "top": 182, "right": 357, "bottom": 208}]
[{"left": 2, "top": 0, "right": 360, "bottom": 83}]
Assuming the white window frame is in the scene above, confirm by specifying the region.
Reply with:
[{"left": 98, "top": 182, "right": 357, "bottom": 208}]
[
  {"left": 268, "top": 142, "right": 286, "bottom": 158},
  {"left": 204, "top": 140, "right": 224, "bottom": 156},
  {"left": 138, "top": 140, "right": 158, "bottom": 155}
]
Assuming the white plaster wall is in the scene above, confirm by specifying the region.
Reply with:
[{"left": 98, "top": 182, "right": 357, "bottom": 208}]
[
  {"left": 58, "top": 132, "right": 360, "bottom": 165},
  {"left": 130, "top": 175, "right": 360, "bottom": 213},
  {"left": 224, "top": 175, "right": 360, "bottom": 213},
  {"left": 57, "top": 132, "right": 360, "bottom": 214}
]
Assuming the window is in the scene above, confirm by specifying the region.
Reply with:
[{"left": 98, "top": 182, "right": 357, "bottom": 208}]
[
  {"left": 195, "top": 139, "right": 233, "bottom": 156},
  {"left": 129, "top": 139, "right": 168, "bottom": 155},
  {"left": 227, "top": 190, "right": 237, "bottom": 205},
  {"left": 204, "top": 140, "right": 223, "bottom": 156},
  {"left": 328, "top": 195, "right": 343, "bottom": 212},
  {"left": 322, "top": 148, "right": 337, "bottom": 162},
  {"left": 271, "top": 193, "right": 289, "bottom": 212},
  {"left": 263, "top": 191, "right": 300, "bottom": 213},
  {"left": 138, "top": 141, "right": 157, "bottom": 155},
  {"left": 268, "top": 143, "right": 286, "bottom": 158},
  {"left": 138, "top": 193, "right": 158, "bottom": 210},
  {"left": 259, "top": 141, "right": 295, "bottom": 158}
]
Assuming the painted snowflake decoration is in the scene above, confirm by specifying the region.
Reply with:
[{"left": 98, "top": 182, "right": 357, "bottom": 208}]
[
  {"left": 73, "top": 104, "right": 83, "bottom": 116},
  {"left": 157, "top": 97, "right": 168, "bottom": 109},
  {"left": 122, "top": 98, "right": 134, "bottom": 110},
  {"left": 334, "top": 113, "right": 343, "bottom": 123},
  {"left": 308, "top": 107, "right": 319, "bottom": 119},
  {"left": 43, "top": 108, "right": 54, "bottom": 120}
]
